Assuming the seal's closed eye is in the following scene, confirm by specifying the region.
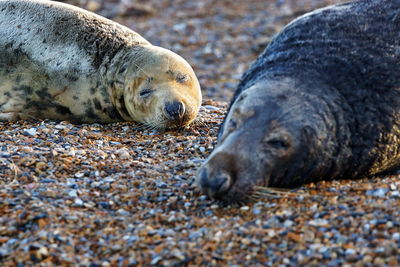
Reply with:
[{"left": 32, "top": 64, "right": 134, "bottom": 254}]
[
  {"left": 266, "top": 139, "right": 290, "bottom": 149},
  {"left": 176, "top": 74, "right": 189, "bottom": 84},
  {"left": 139, "top": 89, "right": 152, "bottom": 98}
]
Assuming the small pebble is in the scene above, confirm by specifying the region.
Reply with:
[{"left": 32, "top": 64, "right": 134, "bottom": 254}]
[
  {"left": 73, "top": 198, "right": 84, "bottom": 207},
  {"left": 366, "top": 188, "right": 390, "bottom": 197},
  {"left": 68, "top": 190, "right": 78, "bottom": 198},
  {"left": 23, "top": 128, "right": 37, "bottom": 136},
  {"left": 116, "top": 148, "right": 130, "bottom": 159}
]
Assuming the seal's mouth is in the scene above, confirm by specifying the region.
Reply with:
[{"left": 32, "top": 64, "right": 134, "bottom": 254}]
[
  {"left": 138, "top": 113, "right": 192, "bottom": 132},
  {"left": 159, "top": 101, "right": 196, "bottom": 130},
  {"left": 164, "top": 114, "right": 193, "bottom": 129},
  {"left": 197, "top": 162, "right": 269, "bottom": 204}
]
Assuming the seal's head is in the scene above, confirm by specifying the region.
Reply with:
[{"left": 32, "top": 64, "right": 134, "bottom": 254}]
[
  {"left": 117, "top": 46, "right": 202, "bottom": 130},
  {"left": 196, "top": 78, "right": 337, "bottom": 203}
]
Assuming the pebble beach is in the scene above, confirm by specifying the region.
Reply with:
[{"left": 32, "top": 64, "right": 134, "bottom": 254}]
[{"left": 1, "top": 0, "right": 399, "bottom": 266}]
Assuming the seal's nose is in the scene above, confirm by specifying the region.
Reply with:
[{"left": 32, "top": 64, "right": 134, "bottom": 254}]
[
  {"left": 199, "top": 167, "right": 232, "bottom": 200},
  {"left": 165, "top": 101, "right": 185, "bottom": 119}
]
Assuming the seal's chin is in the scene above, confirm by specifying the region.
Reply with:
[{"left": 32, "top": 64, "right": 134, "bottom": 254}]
[
  {"left": 164, "top": 114, "right": 195, "bottom": 129},
  {"left": 153, "top": 102, "right": 197, "bottom": 130},
  {"left": 164, "top": 120, "right": 187, "bottom": 130},
  {"left": 162, "top": 100, "right": 194, "bottom": 129},
  {"left": 139, "top": 113, "right": 193, "bottom": 131}
]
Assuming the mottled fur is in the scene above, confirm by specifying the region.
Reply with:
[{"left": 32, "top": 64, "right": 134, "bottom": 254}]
[
  {"left": 198, "top": 0, "right": 400, "bottom": 202},
  {"left": 0, "top": 0, "right": 201, "bottom": 127}
]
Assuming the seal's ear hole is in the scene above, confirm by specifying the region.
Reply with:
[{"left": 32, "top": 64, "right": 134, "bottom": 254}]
[
  {"left": 217, "top": 128, "right": 225, "bottom": 141},
  {"left": 301, "top": 125, "right": 316, "bottom": 142},
  {"left": 139, "top": 88, "right": 153, "bottom": 98},
  {"left": 230, "top": 119, "right": 237, "bottom": 129}
]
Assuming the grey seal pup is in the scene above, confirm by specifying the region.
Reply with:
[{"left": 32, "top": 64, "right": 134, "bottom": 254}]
[{"left": 0, "top": 0, "right": 202, "bottom": 129}]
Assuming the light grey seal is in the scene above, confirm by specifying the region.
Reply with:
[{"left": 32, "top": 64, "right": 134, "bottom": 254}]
[{"left": 0, "top": 0, "right": 202, "bottom": 129}]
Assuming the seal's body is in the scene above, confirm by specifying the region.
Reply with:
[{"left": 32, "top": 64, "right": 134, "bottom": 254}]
[
  {"left": 0, "top": 0, "right": 201, "bottom": 129},
  {"left": 197, "top": 0, "right": 400, "bottom": 202}
]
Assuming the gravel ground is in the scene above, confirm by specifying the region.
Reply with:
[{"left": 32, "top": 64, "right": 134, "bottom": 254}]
[{"left": 1, "top": 0, "right": 400, "bottom": 266}]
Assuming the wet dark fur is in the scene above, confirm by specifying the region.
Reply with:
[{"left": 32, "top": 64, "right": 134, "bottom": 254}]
[
  {"left": 232, "top": 0, "right": 400, "bottom": 184},
  {"left": 198, "top": 0, "right": 400, "bottom": 202}
]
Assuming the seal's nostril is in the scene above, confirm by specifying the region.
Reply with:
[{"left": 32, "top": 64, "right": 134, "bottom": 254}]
[
  {"left": 200, "top": 168, "right": 231, "bottom": 199},
  {"left": 165, "top": 101, "right": 185, "bottom": 119},
  {"left": 207, "top": 175, "right": 229, "bottom": 199}
]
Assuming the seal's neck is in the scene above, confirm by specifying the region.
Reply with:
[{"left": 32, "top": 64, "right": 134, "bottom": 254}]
[{"left": 296, "top": 90, "right": 352, "bottom": 184}]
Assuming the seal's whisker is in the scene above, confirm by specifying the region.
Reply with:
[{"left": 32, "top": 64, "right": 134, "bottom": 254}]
[
  {"left": 249, "top": 195, "right": 262, "bottom": 202},
  {"left": 150, "top": 120, "right": 166, "bottom": 132},
  {"left": 129, "top": 59, "right": 151, "bottom": 80},
  {"left": 135, "top": 122, "right": 148, "bottom": 130},
  {"left": 254, "top": 189, "right": 293, "bottom": 197},
  {"left": 253, "top": 186, "right": 293, "bottom": 193},
  {"left": 252, "top": 191, "right": 281, "bottom": 199},
  {"left": 237, "top": 200, "right": 245, "bottom": 207},
  {"left": 137, "top": 123, "right": 146, "bottom": 130},
  {"left": 146, "top": 123, "right": 158, "bottom": 131},
  {"left": 152, "top": 117, "right": 168, "bottom": 130},
  {"left": 136, "top": 122, "right": 156, "bottom": 131},
  {"left": 243, "top": 195, "right": 255, "bottom": 204},
  {"left": 190, "top": 118, "right": 205, "bottom": 128},
  {"left": 253, "top": 186, "right": 309, "bottom": 198},
  {"left": 231, "top": 202, "right": 240, "bottom": 208}
]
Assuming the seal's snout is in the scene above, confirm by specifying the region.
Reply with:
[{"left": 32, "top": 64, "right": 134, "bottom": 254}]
[
  {"left": 197, "top": 151, "right": 239, "bottom": 200},
  {"left": 198, "top": 167, "right": 232, "bottom": 200},
  {"left": 165, "top": 101, "right": 185, "bottom": 120}
]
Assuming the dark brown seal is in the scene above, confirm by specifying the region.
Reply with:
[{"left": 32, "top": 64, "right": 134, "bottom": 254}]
[{"left": 197, "top": 0, "right": 400, "bottom": 203}]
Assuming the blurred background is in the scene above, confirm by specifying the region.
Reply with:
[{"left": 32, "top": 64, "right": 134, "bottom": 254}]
[{"left": 59, "top": 0, "right": 349, "bottom": 101}]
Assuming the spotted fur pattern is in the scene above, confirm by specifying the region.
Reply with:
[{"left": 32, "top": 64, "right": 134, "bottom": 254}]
[{"left": 0, "top": 0, "right": 201, "bottom": 126}]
